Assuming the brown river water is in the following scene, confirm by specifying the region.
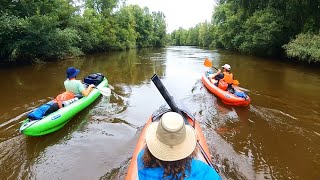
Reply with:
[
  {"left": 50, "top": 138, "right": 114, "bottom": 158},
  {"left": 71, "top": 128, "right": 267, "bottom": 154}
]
[{"left": 0, "top": 46, "right": 319, "bottom": 179}]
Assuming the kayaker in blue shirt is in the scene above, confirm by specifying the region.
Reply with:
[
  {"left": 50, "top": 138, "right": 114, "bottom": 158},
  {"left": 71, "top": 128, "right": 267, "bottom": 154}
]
[
  {"left": 137, "top": 112, "right": 221, "bottom": 180},
  {"left": 64, "top": 67, "right": 95, "bottom": 97}
]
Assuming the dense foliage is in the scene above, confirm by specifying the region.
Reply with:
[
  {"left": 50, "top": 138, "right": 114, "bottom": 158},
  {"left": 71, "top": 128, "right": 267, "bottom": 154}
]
[
  {"left": 283, "top": 32, "right": 320, "bottom": 63},
  {"left": 170, "top": 22, "right": 212, "bottom": 47},
  {"left": 0, "top": 0, "right": 167, "bottom": 64},
  {"left": 169, "top": 0, "right": 320, "bottom": 63}
]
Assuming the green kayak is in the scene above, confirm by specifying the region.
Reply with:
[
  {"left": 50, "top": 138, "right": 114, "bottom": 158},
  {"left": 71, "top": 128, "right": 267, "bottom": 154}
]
[{"left": 20, "top": 78, "right": 108, "bottom": 136}]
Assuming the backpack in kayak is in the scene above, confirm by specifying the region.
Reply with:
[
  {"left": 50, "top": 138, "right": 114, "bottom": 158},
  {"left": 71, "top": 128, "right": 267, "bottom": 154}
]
[
  {"left": 54, "top": 91, "right": 75, "bottom": 108},
  {"left": 27, "top": 101, "right": 59, "bottom": 120},
  {"left": 84, "top": 73, "right": 104, "bottom": 86},
  {"left": 234, "top": 91, "right": 247, "bottom": 98}
]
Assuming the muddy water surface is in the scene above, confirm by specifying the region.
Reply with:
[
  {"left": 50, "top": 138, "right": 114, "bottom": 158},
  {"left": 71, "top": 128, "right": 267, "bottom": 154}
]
[{"left": 0, "top": 47, "right": 319, "bottom": 179}]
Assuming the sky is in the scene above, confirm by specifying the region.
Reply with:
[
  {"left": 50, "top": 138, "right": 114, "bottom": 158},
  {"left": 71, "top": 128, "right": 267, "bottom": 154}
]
[{"left": 126, "top": 0, "right": 215, "bottom": 33}]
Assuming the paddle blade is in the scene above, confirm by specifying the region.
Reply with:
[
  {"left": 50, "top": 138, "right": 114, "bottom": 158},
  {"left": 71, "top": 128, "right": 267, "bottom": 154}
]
[
  {"left": 108, "top": 84, "right": 115, "bottom": 90},
  {"left": 233, "top": 80, "right": 250, "bottom": 92},
  {"left": 204, "top": 58, "right": 212, "bottom": 67},
  {"left": 97, "top": 87, "right": 111, "bottom": 96},
  {"left": 233, "top": 80, "right": 240, "bottom": 86}
]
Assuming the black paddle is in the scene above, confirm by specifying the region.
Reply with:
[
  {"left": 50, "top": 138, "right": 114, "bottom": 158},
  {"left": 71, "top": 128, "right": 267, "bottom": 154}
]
[{"left": 151, "top": 74, "right": 216, "bottom": 170}]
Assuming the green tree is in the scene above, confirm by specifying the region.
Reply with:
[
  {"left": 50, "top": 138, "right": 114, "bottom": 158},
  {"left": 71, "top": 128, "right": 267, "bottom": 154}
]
[
  {"left": 198, "top": 21, "right": 212, "bottom": 47},
  {"left": 0, "top": 0, "right": 168, "bottom": 65},
  {"left": 152, "top": 12, "right": 167, "bottom": 47},
  {"left": 283, "top": 32, "right": 320, "bottom": 63},
  {"left": 210, "top": 0, "right": 320, "bottom": 60},
  {"left": 238, "top": 8, "right": 286, "bottom": 56},
  {"left": 114, "top": 6, "right": 137, "bottom": 49}
]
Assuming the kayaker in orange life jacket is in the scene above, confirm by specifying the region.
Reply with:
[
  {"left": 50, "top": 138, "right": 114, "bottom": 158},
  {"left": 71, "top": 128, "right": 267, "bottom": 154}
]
[{"left": 211, "top": 64, "right": 235, "bottom": 93}]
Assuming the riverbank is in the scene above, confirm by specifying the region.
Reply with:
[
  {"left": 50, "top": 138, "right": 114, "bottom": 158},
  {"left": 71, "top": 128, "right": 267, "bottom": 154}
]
[{"left": 1, "top": 2, "right": 167, "bottom": 66}]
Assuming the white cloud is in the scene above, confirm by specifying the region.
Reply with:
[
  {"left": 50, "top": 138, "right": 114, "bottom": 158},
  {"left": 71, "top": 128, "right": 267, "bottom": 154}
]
[{"left": 126, "top": 0, "right": 215, "bottom": 33}]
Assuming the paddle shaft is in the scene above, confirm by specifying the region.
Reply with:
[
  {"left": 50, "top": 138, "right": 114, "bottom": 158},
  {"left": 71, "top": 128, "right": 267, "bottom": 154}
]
[
  {"left": 235, "top": 86, "right": 250, "bottom": 92},
  {"left": 84, "top": 83, "right": 111, "bottom": 96},
  {"left": 212, "top": 66, "right": 219, "bottom": 71},
  {"left": 151, "top": 74, "right": 215, "bottom": 169}
]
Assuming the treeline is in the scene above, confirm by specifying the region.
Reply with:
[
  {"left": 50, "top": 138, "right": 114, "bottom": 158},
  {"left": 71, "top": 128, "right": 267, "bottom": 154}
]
[
  {"left": 0, "top": 0, "right": 167, "bottom": 64},
  {"left": 169, "top": 0, "right": 320, "bottom": 63}
]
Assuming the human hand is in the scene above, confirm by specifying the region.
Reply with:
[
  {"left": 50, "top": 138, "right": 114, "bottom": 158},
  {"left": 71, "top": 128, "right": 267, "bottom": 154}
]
[{"left": 89, "top": 84, "right": 95, "bottom": 88}]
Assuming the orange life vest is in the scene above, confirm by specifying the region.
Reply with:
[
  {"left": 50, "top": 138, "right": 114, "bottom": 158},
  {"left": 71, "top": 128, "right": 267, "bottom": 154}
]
[
  {"left": 223, "top": 72, "right": 233, "bottom": 84},
  {"left": 54, "top": 91, "right": 75, "bottom": 108},
  {"left": 218, "top": 80, "right": 228, "bottom": 91}
]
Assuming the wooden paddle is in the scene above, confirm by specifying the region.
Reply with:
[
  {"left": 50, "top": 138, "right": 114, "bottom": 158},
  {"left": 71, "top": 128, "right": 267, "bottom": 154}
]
[{"left": 203, "top": 58, "right": 250, "bottom": 92}]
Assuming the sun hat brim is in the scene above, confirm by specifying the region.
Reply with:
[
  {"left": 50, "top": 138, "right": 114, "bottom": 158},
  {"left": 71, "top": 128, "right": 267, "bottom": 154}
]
[
  {"left": 145, "top": 122, "right": 197, "bottom": 162},
  {"left": 67, "top": 69, "right": 80, "bottom": 78}
]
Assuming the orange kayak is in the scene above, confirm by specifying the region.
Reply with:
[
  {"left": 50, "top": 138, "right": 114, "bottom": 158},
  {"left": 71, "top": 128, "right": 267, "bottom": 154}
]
[
  {"left": 202, "top": 73, "right": 251, "bottom": 106},
  {"left": 126, "top": 115, "right": 215, "bottom": 179}
]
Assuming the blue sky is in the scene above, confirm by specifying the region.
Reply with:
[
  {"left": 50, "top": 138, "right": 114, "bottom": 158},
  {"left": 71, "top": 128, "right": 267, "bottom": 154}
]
[{"left": 126, "top": 0, "right": 215, "bottom": 33}]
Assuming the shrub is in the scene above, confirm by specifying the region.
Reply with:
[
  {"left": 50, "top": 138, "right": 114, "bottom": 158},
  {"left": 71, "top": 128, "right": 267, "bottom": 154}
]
[{"left": 283, "top": 32, "right": 320, "bottom": 63}]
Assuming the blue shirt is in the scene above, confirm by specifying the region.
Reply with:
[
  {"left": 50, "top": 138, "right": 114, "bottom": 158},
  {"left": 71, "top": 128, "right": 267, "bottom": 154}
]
[{"left": 137, "top": 150, "right": 221, "bottom": 180}]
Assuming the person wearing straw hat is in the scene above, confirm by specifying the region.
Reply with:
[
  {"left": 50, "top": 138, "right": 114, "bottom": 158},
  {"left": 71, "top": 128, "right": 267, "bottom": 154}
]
[
  {"left": 64, "top": 67, "right": 95, "bottom": 97},
  {"left": 137, "top": 112, "right": 221, "bottom": 180}
]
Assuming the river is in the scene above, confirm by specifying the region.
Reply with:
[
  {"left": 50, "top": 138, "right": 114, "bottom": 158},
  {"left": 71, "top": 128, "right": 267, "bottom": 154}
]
[{"left": 0, "top": 46, "right": 319, "bottom": 179}]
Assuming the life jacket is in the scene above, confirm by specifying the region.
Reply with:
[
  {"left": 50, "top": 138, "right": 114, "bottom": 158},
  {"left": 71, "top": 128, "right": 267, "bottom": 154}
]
[
  {"left": 223, "top": 72, "right": 233, "bottom": 84},
  {"left": 218, "top": 80, "right": 228, "bottom": 91},
  {"left": 54, "top": 91, "right": 75, "bottom": 108}
]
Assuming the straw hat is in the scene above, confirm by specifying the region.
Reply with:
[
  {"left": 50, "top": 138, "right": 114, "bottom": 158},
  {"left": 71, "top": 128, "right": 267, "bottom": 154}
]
[{"left": 145, "top": 112, "right": 197, "bottom": 161}]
